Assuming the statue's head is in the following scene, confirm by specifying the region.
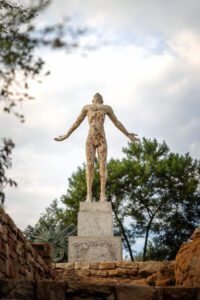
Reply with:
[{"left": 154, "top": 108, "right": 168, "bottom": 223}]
[{"left": 92, "top": 93, "right": 103, "bottom": 104}]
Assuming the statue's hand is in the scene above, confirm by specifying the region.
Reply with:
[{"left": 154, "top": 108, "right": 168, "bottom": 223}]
[
  {"left": 54, "top": 135, "right": 68, "bottom": 141},
  {"left": 128, "top": 133, "right": 140, "bottom": 142}
]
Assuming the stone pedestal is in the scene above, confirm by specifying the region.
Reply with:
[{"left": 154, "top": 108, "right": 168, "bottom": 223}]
[
  {"left": 68, "top": 202, "right": 122, "bottom": 262},
  {"left": 78, "top": 202, "right": 113, "bottom": 236}
]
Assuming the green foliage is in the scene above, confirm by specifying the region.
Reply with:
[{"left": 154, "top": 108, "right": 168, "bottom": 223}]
[
  {"left": 31, "top": 223, "right": 76, "bottom": 262},
  {"left": 0, "top": 138, "right": 17, "bottom": 205},
  {"left": 120, "top": 139, "right": 200, "bottom": 260},
  {"left": 0, "top": 0, "right": 47, "bottom": 120},
  {"left": 148, "top": 152, "right": 200, "bottom": 260},
  {"left": 24, "top": 200, "right": 76, "bottom": 262}
]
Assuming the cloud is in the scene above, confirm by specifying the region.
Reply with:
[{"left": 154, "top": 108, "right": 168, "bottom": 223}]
[
  {"left": 35, "top": 0, "right": 200, "bottom": 37},
  {"left": 169, "top": 30, "right": 200, "bottom": 67}
]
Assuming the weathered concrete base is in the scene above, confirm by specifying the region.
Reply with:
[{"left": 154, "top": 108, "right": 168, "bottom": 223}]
[
  {"left": 68, "top": 236, "right": 122, "bottom": 262},
  {"left": 79, "top": 201, "right": 112, "bottom": 212},
  {"left": 78, "top": 211, "right": 113, "bottom": 236},
  {"left": 78, "top": 202, "right": 113, "bottom": 237},
  {"left": 69, "top": 201, "right": 122, "bottom": 262}
]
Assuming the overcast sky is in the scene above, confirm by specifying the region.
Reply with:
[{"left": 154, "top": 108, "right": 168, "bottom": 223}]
[{"left": 1, "top": 0, "right": 200, "bottom": 230}]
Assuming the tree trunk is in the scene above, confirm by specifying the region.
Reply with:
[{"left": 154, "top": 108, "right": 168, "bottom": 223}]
[
  {"left": 143, "top": 217, "right": 154, "bottom": 261},
  {"left": 111, "top": 202, "right": 134, "bottom": 261}
]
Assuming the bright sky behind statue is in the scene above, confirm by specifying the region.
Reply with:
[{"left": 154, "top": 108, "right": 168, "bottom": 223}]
[{"left": 1, "top": 0, "right": 200, "bottom": 229}]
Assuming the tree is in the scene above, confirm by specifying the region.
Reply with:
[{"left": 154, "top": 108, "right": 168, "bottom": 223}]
[
  {"left": 114, "top": 139, "right": 200, "bottom": 260},
  {"left": 146, "top": 152, "right": 200, "bottom": 260},
  {"left": 0, "top": 138, "right": 17, "bottom": 206},
  {"left": 120, "top": 138, "right": 173, "bottom": 261},
  {"left": 106, "top": 158, "right": 136, "bottom": 260}
]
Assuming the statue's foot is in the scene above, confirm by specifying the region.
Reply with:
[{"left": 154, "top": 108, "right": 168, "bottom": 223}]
[
  {"left": 100, "top": 195, "right": 106, "bottom": 202},
  {"left": 85, "top": 196, "right": 92, "bottom": 202}
]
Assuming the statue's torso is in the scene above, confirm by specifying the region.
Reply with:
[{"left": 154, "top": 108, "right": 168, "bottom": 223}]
[{"left": 85, "top": 104, "right": 110, "bottom": 145}]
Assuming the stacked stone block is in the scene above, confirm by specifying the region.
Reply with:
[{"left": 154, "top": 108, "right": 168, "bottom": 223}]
[{"left": 54, "top": 261, "right": 175, "bottom": 286}]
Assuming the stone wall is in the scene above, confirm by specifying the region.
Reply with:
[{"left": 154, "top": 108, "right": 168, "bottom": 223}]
[
  {"left": 1, "top": 280, "right": 200, "bottom": 300},
  {"left": 54, "top": 260, "right": 175, "bottom": 287},
  {"left": 0, "top": 208, "right": 54, "bottom": 280}
]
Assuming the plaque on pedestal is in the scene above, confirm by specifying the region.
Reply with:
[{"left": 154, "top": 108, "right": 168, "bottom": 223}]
[{"left": 68, "top": 236, "right": 122, "bottom": 262}]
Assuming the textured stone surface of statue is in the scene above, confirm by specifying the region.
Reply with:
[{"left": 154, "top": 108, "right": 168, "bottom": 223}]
[{"left": 55, "top": 93, "right": 139, "bottom": 202}]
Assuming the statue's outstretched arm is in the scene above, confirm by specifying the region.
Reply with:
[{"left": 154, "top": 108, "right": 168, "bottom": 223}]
[
  {"left": 107, "top": 107, "right": 139, "bottom": 142},
  {"left": 54, "top": 107, "right": 87, "bottom": 141}
]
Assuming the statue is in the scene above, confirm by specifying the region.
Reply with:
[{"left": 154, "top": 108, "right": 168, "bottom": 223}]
[{"left": 54, "top": 93, "right": 139, "bottom": 202}]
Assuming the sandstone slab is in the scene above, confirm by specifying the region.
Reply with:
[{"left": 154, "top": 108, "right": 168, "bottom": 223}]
[
  {"left": 90, "top": 262, "right": 100, "bottom": 269},
  {"left": 108, "top": 268, "right": 138, "bottom": 277},
  {"left": 116, "top": 261, "right": 139, "bottom": 270},
  {"left": 75, "top": 262, "right": 90, "bottom": 270},
  {"left": 55, "top": 262, "right": 75, "bottom": 270},
  {"left": 99, "top": 262, "right": 116, "bottom": 269}
]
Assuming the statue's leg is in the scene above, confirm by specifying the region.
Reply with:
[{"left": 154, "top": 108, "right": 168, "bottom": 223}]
[
  {"left": 97, "top": 140, "right": 107, "bottom": 202},
  {"left": 86, "top": 137, "right": 95, "bottom": 202}
]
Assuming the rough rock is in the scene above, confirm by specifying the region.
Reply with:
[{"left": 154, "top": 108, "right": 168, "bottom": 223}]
[
  {"left": 138, "top": 261, "right": 164, "bottom": 277},
  {"left": 99, "top": 262, "right": 116, "bottom": 269},
  {"left": 2, "top": 280, "right": 200, "bottom": 299},
  {"left": 115, "top": 285, "right": 156, "bottom": 300},
  {"left": 36, "top": 281, "right": 67, "bottom": 300},
  {"left": 146, "top": 261, "right": 175, "bottom": 286},
  {"left": 75, "top": 262, "right": 90, "bottom": 270},
  {"left": 116, "top": 261, "right": 138, "bottom": 270},
  {"left": 175, "top": 228, "right": 200, "bottom": 287}
]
